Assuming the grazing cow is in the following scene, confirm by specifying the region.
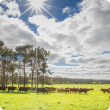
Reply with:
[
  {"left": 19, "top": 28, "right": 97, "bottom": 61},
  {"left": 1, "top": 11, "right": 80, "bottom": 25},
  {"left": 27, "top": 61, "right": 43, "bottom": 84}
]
[
  {"left": 45, "top": 87, "right": 56, "bottom": 92},
  {"left": 70, "top": 87, "right": 79, "bottom": 93},
  {"left": 8, "top": 87, "right": 17, "bottom": 92},
  {"left": 100, "top": 88, "right": 110, "bottom": 94},
  {"left": 57, "top": 87, "right": 65, "bottom": 93},
  {"left": 36, "top": 87, "right": 48, "bottom": 93},
  {"left": 79, "top": 88, "right": 90, "bottom": 94},
  {"left": 0, "top": 86, "right": 6, "bottom": 91},
  {"left": 64, "top": 87, "right": 70, "bottom": 93},
  {"left": 19, "top": 87, "right": 30, "bottom": 93}
]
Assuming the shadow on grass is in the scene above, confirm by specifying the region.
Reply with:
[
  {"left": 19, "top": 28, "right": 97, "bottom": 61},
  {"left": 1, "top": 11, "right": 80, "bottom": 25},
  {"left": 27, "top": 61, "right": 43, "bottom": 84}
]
[
  {"left": 0, "top": 90, "right": 52, "bottom": 95},
  {"left": 0, "top": 90, "right": 36, "bottom": 94}
]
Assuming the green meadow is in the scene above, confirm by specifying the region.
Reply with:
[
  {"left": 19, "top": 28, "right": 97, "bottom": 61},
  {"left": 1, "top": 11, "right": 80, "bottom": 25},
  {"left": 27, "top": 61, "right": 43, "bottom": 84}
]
[{"left": 0, "top": 84, "right": 110, "bottom": 110}]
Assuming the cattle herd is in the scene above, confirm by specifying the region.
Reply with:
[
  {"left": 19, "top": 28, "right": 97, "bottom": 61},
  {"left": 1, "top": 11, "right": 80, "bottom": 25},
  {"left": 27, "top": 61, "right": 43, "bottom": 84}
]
[{"left": 0, "top": 86, "right": 110, "bottom": 95}]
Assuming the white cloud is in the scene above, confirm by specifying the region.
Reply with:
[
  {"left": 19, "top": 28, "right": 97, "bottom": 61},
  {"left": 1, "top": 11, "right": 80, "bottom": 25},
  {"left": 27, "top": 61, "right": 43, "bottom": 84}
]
[
  {"left": 3, "top": 0, "right": 21, "bottom": 17},
  {"left": 63, "top": 6, "right": 74, "bottom": 13},
  {"left": 0, "top": 0, "right": 3, "bottom": 3},
  {"left": 0, "top": 14, "right": 37, "bottom": 50},
  {"left": 106, "top": 0, "right": 110, "bottom": 4},
  {"left": 0, "top": 6, "right": 4, "bottom": 14}
]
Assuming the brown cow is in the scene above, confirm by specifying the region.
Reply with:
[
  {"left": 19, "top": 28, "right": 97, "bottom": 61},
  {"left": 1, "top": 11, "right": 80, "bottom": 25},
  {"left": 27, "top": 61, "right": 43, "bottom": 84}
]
[
  {"left": 57, "top": 87, "right": 65, "bottom": 93},
  {"left": 70, "top": 87, "right": 79, "bottom": 93},
  {"left": 100, "top": 88, "right": 110, "bottom": 94},
  {"left": 64, "top": 87, "right": 70, "bottom": 93},
  {"left": 45, "top": 87, "right": 56, "bottom": 92},
  {"left": 0, "top": 86, "right": 6, "bottom": 91},
  {"left": 19, "top": 87, "right": 30, "bottom": 93},
  {"left": 8, "top": 86, "right": 17, "bottom": 92},
  {"left": 36, "top": 87, "right": 48, "bottom": 93},
  {"left": 79, "top": 88, "right": 90, "bottom": 94}
]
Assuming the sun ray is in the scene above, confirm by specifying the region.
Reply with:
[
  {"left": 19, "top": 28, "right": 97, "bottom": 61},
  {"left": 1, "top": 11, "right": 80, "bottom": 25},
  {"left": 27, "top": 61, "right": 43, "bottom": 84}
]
[
  {"left": 29, "top": 7, "right": 35, "bottom": 17},
  {"left": 20, "top": 6, "right": 33, "bottom": 17},
  {"left": 39, "top": 8, "right": 43, "bottom": 15},
  {"left": 43, "top": 4, "right": 59, "bottom": 9},
  {"left": 41, "top": 6, "right": 58, "bottom": 21}
]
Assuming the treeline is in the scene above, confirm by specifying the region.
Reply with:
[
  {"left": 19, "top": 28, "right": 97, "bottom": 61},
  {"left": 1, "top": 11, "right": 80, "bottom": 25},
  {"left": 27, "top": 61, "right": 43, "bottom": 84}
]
[
  {"left": 51, "top": 76, "right": 110, "bottom": 84},
  {"left": 0, "top": 40, "right": 53, "bottom": 87}
]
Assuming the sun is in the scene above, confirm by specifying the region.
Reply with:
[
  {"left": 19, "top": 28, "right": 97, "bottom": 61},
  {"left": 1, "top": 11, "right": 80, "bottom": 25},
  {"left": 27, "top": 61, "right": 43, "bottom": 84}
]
[{"left": 20, "top": 0, "right": 58, "bottom": 21}]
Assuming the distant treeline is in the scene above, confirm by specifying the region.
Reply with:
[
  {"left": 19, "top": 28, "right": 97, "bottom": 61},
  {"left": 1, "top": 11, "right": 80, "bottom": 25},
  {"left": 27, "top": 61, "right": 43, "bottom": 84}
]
[{"left": 51, "top": 76, "right": 110, "bottom": 84}]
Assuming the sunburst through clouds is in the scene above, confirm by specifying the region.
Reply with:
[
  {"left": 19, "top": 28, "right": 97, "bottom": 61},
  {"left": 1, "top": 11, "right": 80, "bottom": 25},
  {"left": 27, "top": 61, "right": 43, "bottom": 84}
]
[{"left": 20, "top": 0, "right": 58, "bottom": 20}]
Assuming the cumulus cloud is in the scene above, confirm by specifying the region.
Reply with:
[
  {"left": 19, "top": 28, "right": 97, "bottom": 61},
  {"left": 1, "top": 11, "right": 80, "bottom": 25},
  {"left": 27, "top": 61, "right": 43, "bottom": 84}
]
[
  {"left": 0, "top": 15, "right": 37, "bottom": 49},
  {"left": 2, "top": 0, "right": 21, "bottom": 17},
  {"left": 63, "top": 6, "right": 74, "bottom": 13},
  {"left": 0, "top": 6, "right": 4, "bottom": 14}
]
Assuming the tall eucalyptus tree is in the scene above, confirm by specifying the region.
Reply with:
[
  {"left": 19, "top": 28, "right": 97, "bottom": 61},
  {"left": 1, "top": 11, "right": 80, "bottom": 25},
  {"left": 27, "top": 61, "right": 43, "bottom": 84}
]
[
  {"left": 0, "top": 46, "right": 14, "bottom": 86},
  {"left": 27, "top": 49, "right": 36, "bottom": 87},
  {"left": 38, "top": 47, "right": 50, "bottom": 87},
  {"left": 15, "top": 44, "right": 33, "bottom": 87}
]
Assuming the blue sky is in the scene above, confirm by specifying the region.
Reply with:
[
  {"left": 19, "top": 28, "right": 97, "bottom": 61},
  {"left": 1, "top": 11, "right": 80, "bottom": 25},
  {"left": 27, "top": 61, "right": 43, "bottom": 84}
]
[{"left": 0, "top": 0, "right": 110, "bottom": 79}]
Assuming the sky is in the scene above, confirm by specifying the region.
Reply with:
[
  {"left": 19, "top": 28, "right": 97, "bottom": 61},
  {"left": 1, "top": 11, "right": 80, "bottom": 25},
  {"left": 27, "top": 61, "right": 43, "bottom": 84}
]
[{"left": 0, "top": 0, "right": 110, "bottom": 79}]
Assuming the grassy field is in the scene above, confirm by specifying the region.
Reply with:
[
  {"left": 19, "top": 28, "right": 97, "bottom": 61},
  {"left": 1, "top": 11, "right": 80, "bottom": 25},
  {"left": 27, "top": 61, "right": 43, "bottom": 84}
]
[{"left": 0, "top": 84, "right": 110, "bottom": 110}]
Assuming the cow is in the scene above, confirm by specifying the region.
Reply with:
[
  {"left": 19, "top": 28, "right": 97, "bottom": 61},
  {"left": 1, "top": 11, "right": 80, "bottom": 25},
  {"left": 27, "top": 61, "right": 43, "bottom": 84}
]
[
  {"left": 57, "top": 87, "right": 65, "bottom": 93},
  {"left": 8, "top": 86, "right": 17, "bottom": 92},
  {"left": 45, "top": 87, "right": 56, "bottom": 92},
  {"left": 0, "top": 86, "right": 6, "bottom": 91},
  {"left": 19, "top": 87, "right": 30, "bottom": 93},
  {"left": 79, "top": 88, "right": 90, "bottom": 94},
  {"left": 100, "top": 88, "right": 110, "bottom": 94},
  {"left": 36, "top": 87, "right": 48, "bottom": 93},
  {"left": 64, "top": 87, "right": 70, "bottom": 93},
  {"left": 70, "top": 87, "right": 79, "bottom": 93}
]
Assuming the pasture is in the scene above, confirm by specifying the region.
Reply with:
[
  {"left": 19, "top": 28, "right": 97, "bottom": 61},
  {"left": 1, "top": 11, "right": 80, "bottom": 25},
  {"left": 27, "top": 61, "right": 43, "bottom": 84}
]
[{"left": 0, "top": 84, "right": 110, "bottom": 110}]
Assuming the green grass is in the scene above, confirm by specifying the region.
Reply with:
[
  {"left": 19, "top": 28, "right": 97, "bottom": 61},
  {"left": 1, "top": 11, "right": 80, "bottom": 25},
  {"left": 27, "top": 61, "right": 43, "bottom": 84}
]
[{"left": 0, "top": 84, "right": 110, "bottom": 110}]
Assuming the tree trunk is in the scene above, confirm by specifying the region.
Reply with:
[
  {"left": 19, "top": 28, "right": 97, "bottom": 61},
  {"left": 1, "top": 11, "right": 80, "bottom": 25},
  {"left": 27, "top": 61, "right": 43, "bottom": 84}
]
[
  {"left": 2, "top": 60, "right": 6, "bottom": 86},
  {"left": 32, "top": 70, "right": 33, "bottom": 87},
  {"left": 42, "top": 73, "right": 44, "bottom": 87},
  {"left": 43, "top": 73, "right": 44, "bottom": 87},
  {"left": 12, "top": 65, "right": 13, "bottom": 87},
  {"left": 24, "top": 61, "right": 25, "bottom": 87},
  {"left": 6, "top": 73, "right": 8, "bottom": 88}
]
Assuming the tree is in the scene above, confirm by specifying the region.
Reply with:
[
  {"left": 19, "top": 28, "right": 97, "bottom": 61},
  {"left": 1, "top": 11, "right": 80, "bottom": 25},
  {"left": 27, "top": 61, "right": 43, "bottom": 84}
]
[
  {"left": 0, "top": 46, "right": 13, "bottom": 86},
  {"left": 15, "top": 44, "right": 33, "bottom": 87},
  {"left": 27, "top": 49, "right": 36, "bottom": 87},
  {"left": 38, "top": 47, "right": 50, "bottom": 87},
  {"left": 0, "top": 40, "right": 4, "bottom": 49}
]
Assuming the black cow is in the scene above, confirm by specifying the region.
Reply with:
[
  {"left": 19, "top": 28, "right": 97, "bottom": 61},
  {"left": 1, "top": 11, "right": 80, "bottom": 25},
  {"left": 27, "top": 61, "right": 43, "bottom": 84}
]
[
  {"left": 8, "top": 87, "right": 17, "bottom": 92},
  {"left": 19, "top": 87, "right": 30, "bottom": 93},
  {"left": 36, "top": 87, "right": 48, "bottom": 93},
  {"left": 0, "top": 86, "right": 6, "bottom": 91}
]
